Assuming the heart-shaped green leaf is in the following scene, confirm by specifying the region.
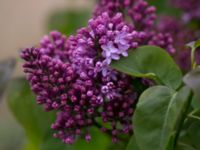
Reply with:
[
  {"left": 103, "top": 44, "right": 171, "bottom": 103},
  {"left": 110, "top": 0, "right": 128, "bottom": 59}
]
[
  {"left": 111, "top": 46, "right": 182, "bottom": 90},
  {"left": 133, "top": 86, "right": 192, "bottom": 150}
]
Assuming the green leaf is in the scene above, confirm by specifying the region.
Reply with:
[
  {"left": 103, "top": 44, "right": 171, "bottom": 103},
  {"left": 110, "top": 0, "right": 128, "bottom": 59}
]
[
  {"left": 6, "top": 78, "right": 56, "bottom": 148},
  {"left": 191, "top": 96, "right": 200, "bottom": 109},
  {"left": 176, "top": 120, "right": 200, "bottom": 150},
  {"left": 108, "top": 141, "right": 127, "bottom": 150},
  {"left": 126, "top": 135, "right": 140, "bottom": 150},
  {"left": 111, "top": 46, "right": 182, "bottom": 90},
  {"left": 183, "top": 66, "right": 200, "bottom": 99},
  {"left": 0, "top": 58, "right": 15, "bottom": 100},
  {"left": 133, "top": 86, "right": 192, "bottom": 150},
  {"left": 48, "top": 10, "right": 91, "bottom": 35}
]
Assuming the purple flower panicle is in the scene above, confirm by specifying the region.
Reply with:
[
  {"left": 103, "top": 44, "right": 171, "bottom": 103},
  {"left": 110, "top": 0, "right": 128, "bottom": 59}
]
[
  {"left": 21, "top": 14, "right": 138, "bottom": 143},
  {"left": 21, "top": 1, "right": 177, "bottom": 144}
]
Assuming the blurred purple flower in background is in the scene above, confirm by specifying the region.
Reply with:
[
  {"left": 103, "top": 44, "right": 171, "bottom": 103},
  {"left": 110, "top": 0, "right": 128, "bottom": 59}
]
[
  {"left": 171, "top": 0, "right": 200, "bottom": 22},
  {"left": 156, "top": 15, "right": 200, "bottom": 72}
]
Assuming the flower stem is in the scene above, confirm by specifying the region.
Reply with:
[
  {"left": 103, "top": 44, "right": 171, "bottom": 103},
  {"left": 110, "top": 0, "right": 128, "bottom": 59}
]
[{"left": 191, "top": 48, "right": 197, "bottom": 70}]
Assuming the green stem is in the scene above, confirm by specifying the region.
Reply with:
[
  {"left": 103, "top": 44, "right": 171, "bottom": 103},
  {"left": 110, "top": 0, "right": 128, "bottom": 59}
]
[
  {"left": 191, "top": 48, "right": 197, "bottom": 69},
  {"left": 188, "top": 114, "right": 200, "bottom": 121},
  {"left": 188, "top": 109, "right": 199, "bottom": 116}
]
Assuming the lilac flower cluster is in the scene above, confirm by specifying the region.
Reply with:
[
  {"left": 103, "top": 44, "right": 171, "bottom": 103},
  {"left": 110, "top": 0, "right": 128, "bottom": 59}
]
[
  {"left": 21, "top": 0, "right": 177, "bottom": 145},
  {"left": 21, "top": 13, "right": 141, "bottom": 144},
  {"left": 21, "top": 32, "right": 76, "bottom": 111},
  {"left": 171, "top": 0, "right": 200, "bottom": 22}
]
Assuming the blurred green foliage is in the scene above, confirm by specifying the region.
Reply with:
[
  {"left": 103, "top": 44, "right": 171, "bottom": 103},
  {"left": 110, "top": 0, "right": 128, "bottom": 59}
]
[
  {"left": 148, "top": 0, "right": 182, "bottom": 17},
  {"left": 47, "top": 10, "right": 91, "bottom": 36},
  {"left": 7, "top": 78, "right": 56, "bottom": 150}
]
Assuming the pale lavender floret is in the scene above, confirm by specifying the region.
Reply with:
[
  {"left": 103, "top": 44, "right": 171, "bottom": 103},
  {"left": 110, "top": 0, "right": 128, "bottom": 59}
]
[
  {"left": 72, "top": 12, "right": 142, "bottom": 76},
  {"left": 101, "top": 41, "right": 121, "bottom": 64}
]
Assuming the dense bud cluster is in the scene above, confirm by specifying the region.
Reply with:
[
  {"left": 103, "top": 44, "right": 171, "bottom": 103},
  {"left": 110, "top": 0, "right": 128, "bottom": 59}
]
[
  {"left": 21, "top": 0, "right": 177, "bottom": 144},
  {"left": 148, "top": 31, "right": 175, "bottom": 54},
  {"left": 21, "top": 14, "right": 139, "bottom": 143},
  {"left": 156, "top": 15, "right": 200, "bottom": 72}
]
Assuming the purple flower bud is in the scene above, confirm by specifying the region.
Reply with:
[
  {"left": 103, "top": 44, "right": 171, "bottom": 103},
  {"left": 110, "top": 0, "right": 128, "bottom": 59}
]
[
  {"left": 85, "top": 134, "right": 91, "bottom": 142},
  {"left": 87, "top": 90, "right": 93, "bottom": 97}
]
